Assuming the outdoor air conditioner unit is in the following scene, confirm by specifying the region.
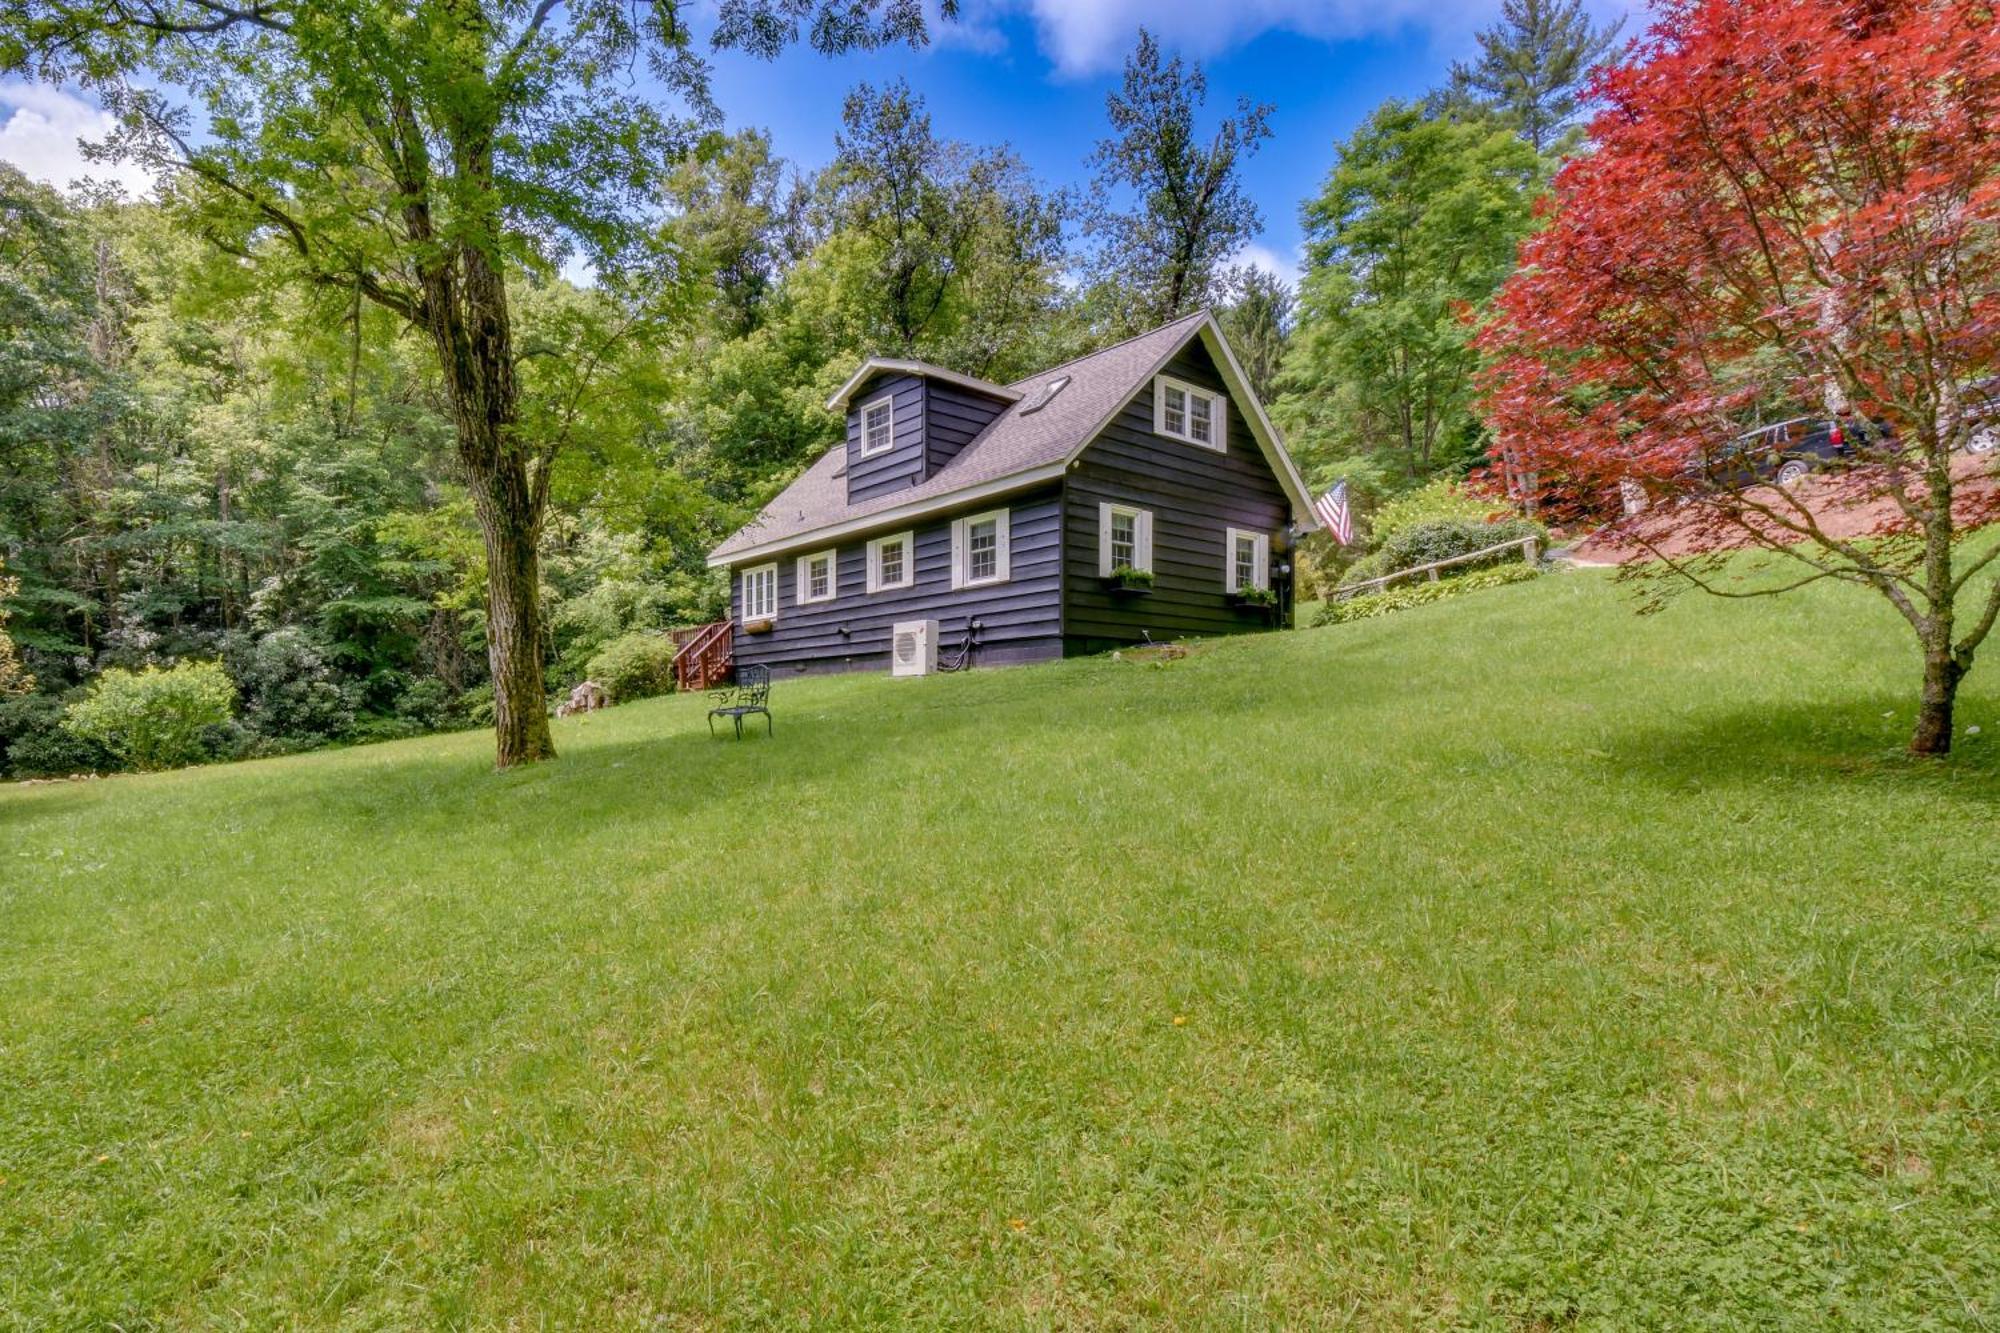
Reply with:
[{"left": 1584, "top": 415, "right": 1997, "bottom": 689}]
[{"left": 892, "top": 619, "right": 939, "bottom": 677}]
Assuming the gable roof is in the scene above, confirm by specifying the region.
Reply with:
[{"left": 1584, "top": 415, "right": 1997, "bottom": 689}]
[
  {"left": 707, "top": 310, "right": 1317, "bottom": 567},
  {"left": 825, "top": 358, "right": 1022, "bottom": 412}
]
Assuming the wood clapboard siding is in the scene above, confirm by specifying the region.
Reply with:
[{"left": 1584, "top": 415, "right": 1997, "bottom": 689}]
[
  {"left": 730, "top": 487, "right": 1065, "bottom": 675},
  {"left": 845, "top": 373, "right": 927, "bottom": 504},
  {"left": 925, "top": 382, "right": 1009, "bottom": 475},
  {"left": 1061, "top": 341, "right": 1294, "bottom": 649}
]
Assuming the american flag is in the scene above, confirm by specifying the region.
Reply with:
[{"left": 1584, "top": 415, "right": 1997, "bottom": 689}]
[{"left": 1313, "top": 481, "right": 1354, "bottom": 545}]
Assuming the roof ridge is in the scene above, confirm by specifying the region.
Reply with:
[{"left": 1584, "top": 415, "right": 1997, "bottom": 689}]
[{"left": 1004, "top": 308, "right": 1211, "bottom": 388}]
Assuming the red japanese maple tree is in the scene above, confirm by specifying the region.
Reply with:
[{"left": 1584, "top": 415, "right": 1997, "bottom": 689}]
[{"left": 1479, "top": 0, "right": 2000, "bottom": 754}]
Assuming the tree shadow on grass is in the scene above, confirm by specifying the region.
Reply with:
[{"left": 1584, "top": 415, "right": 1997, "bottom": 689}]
[{"left": 1609, "top": 691, "right": 2000, "bottom": 805}]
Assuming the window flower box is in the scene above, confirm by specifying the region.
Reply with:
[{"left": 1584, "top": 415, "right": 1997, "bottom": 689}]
[
  {"left": 743, "top": 617, "right": 775, "bottom": 635},
  {"left": 1227, "top": 587, "right": 1278, "bottom": 612},
  {"left": 1104, "top": 566, "right": 1155, "bottom": 595}
]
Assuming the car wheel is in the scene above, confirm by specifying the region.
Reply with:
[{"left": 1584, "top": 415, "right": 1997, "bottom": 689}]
[
  {"left": 1775, "top": 459, "right": 1811, "bottom": 485},
  {"left": 1969, "top": 425, "right": 2000, "bottom": 456}
]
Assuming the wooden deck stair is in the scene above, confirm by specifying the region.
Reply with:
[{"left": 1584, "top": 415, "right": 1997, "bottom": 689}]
[{"left": 672, "top": 620, "right": 734, "bottom": 692}]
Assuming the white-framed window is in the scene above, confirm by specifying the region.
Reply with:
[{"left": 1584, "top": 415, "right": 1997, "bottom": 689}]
[
  {"left": 1097, "top": 502, "right": 1154, "bottom": 576},
  {"left": 858, "top": 394, "right": 895, "bottom": 458},
  {"left": 1224, "top": 527, "right": 1269, "bottom": 593},
  {"left": 795, "top": 548, "right": 838, "bottom": 605},
  {"left": 740, "top": 562, "right": 779, "bottom": 622},
  {"left": 950, "top": 507, "right": 1011, "bottom": 589},
  {"left": 1153, "top": 374, "right": 1226, "bottom": 451},
  {"left": 866, "top": 530, "right": 915, "bottom": 593}
]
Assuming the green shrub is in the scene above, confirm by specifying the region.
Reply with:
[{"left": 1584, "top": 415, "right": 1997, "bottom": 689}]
[
  {"left": 1314, "top": 563, "right": 1542, "bottom": 626},
  {"left": 1378, "top": 516, "right": 1543, "bottom": 579},
  {"left": 1368, "top": 478, "right": 1510, "bottom": 547},
  {"left": 0, "top": 691, "right": 117, "bottom": 778},
  {"left": 230, "top": 628, "right": 357, "bottom": 744},
  {"left": 62, "top": 661, "right": 237, "bottom": 772},
  {"left": 585, "top": 632, "right": 678, "bottom": 703}
]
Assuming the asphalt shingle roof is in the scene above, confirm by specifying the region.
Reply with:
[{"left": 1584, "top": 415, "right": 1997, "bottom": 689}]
[{"left": 709, "top": 311, "right": 1211, "bottom": 564}]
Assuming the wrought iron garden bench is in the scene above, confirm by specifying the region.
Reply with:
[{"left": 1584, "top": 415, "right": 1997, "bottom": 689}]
[{"left": 707, "top": 663, "right": 772, "bottom": 739}]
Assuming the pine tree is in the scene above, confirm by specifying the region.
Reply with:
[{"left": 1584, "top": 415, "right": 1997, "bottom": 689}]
[{"left": 1448, "top": 0, "right": 1624, "bottom": 152}]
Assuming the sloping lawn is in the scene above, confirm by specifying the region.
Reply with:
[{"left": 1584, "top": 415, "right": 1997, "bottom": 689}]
[{"left": 3, "top": 569, "right": 1996, "bottom": 1329}]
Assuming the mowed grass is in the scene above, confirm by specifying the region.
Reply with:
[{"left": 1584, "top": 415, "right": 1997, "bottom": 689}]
[{"left": 3, "top": 570, "right": 1997, "bottom": 1330}]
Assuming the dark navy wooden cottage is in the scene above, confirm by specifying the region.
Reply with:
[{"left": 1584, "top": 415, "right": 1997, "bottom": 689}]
[{"left": 704, "top": 311, "right": 1319, "bottom": 676}]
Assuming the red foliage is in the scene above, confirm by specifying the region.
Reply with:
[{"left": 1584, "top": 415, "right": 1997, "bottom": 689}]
[{"left": 1479, "top": 0, "right": 2000, "bottom": 536}]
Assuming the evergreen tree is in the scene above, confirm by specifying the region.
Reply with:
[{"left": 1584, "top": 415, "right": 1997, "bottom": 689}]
[
  {"left": 1221, "top": 268, "right": 1293, "bottom": 404},
  {"left": 1448, "top": 0, "right": 1624, "bottom": 152},
  {"left": 1085, "top": 29, "right": 1272, "bottom": 331}
]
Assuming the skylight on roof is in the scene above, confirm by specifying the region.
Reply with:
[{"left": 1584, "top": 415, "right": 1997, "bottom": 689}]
[{"left": 1019, "top": 375, "right": 1071, "bottom": 415}]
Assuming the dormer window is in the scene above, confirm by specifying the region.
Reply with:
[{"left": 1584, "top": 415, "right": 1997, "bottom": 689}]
[
  {"left": 1154, "top": 375, "right": 1225, "bottom": 451},
  {"left": 859, "top": 395, "right": 895, "bottom": 457}
]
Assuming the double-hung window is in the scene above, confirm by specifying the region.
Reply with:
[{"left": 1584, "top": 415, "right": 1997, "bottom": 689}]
[
  {"left": 858, "top": 395, "right": 895, "bottom": 457},
  {"left": 740, "top": 562, "right": 779, "bottom": 623},
  {"left": 796, "top": 549, "right": 837, "bottom": 605},
  {"left": 1096, "top": 502, "right": 1154, "bottom": 576},
  {"left": 866, "top": 530, "right": 915, "bottom": 593},
  {"left": 1153, "top": 375, "right": 1226, "bottom": 451},
  {"left": 1223, "top": 528, "right": 1269, "bottom": 593},
  {"left": 950, "top": 508, "right": 1011, "bottom": 589}
]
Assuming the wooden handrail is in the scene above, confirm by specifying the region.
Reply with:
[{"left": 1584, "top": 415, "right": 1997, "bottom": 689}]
[
  {"left": 1332, "top": 534, "right": 1541, "bottom": 602},
  {"left": 672, "top": 620, "right": 733, "bottom": 691}
]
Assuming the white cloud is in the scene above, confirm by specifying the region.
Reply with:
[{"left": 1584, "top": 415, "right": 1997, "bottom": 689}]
[
  {"left": 964, "top": 0, "right": 1648, "bottom": 79},
  {"left": 1010, "top": 0, "right": 1490, "bottom": 77},
  {"left": 1235, "top": 241, "right": 1302, "bottom": 286},
  {"left": 0, "top": 81, "right": 156, "bottom": 197}
]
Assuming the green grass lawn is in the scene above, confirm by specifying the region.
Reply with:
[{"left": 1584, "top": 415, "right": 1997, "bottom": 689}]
[{"left": 3, "top": 569, "right": 1997, "bottom": 1329}]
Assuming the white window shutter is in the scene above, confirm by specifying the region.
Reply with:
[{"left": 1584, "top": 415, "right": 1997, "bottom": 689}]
[
  {"left": 1137, "top": 510, "right": 1155, "bottom": 572},
  {"left": 1255, "top": 534, "right": 1270, "bottom": 588},
  {"left": 949, "top": 518, "right": 965, "bottom": 590},
  {"left": 795, "top": 558, "right": 807, "bottom": 603},
  {"left": 1214, "top": 393, "right": 1228, "bottom": 451},
  {"left": 1097, "top": 502, "right": 1114, "bottom": 577},
  {"left": 1151, "top": 377, "right": 1165, "bottom": 435},
  {"left": 995, "top": 511, "right": 1012, "bottom": 581}
]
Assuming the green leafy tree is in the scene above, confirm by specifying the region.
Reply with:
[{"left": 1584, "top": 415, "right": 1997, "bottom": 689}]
[
  {"left": 3, "top": 0, "right": 955, "bottom": 768},
  {"left": 1447, "top": 0, "right": 1624, "bottom": 152},
  {"left": 817, "top": 79, "right": 1070, "bottom": 376},
  {"left": 63, "top": 659, "right": 235, "bottom": 770},
  {"left": 1275, "top": 102, "right": 1542, "bottom": 487},
  {"left": 1084, "top": 29, "right": 1271, "bottom": 331},
  {"left": 0, "top": 558, "right": 30, "bottom": 695}
]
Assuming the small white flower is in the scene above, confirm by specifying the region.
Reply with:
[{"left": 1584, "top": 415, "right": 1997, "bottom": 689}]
[{"left": 1967, "top": 725, "right": 1982, "bottom": 737}]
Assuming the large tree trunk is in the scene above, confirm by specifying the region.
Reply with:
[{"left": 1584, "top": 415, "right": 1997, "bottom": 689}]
[
  {"left": 418, "top": 224, "right": 556, "bottom": 768},
  {"left": 469, "top": 454, "right": 555, "bottom": 767}
]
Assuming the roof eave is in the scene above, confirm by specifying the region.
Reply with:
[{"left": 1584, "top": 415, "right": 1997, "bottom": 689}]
[{"left": 706, "top": 462, "right": 1067, "bottom": 568}]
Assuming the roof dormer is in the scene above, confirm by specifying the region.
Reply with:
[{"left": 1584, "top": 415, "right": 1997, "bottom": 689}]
[{"left": 829, "top": 359, "right": 1021, "bottom": 503}]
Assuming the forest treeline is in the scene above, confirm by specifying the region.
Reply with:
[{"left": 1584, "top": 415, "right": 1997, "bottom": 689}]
[{"left": 0, "top": 1, "right": 1612, "bottom": 777}]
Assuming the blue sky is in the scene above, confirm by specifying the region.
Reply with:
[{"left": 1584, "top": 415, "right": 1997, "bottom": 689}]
[{"left": 0, "top": 1, "right": 1639, "bottom": 284}]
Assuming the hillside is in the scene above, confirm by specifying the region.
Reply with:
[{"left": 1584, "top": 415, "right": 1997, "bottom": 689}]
[{"left": 3, "top": 569, "right": 1996, "bottom": 1328}]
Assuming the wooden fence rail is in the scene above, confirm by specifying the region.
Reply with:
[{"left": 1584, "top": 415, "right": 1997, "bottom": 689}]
[{"left": 1332, "top": 535, "right": 1541, "bottom": 602}]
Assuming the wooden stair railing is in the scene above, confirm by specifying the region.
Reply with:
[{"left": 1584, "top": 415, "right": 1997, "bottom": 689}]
[{"left": 672, "top": 620, "right": 734, "bottom": 692}]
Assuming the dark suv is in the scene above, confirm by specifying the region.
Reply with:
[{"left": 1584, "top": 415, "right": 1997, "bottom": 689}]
[{"left": 1696, "top": 415, "right": 1882, "bottom": 489}]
